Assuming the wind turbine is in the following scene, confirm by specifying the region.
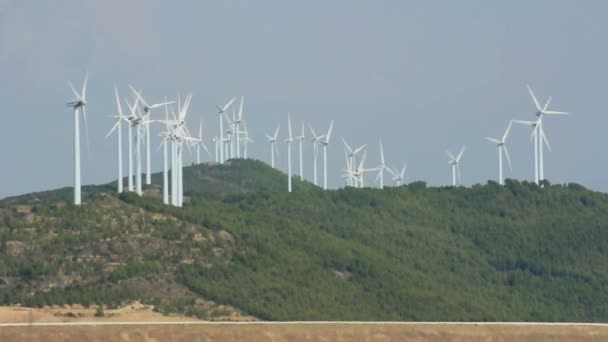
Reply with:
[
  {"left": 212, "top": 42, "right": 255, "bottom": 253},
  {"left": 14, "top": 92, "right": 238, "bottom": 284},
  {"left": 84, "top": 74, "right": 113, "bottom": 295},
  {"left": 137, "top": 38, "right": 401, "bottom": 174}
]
[
  {"left": 526, "top": 85, "right": 568, "bottom": 184},
  {"left": 295, "top": 121, "right": 305, "bottom": 181},
  {"left": 320, "top": 120, "right": 334, "bottom": 190},
  {"left": 446, "top": 146, "right": 465, "bottom": 186},
  {"left": 266, "top": 125, "right": 280, "bottom": 168},
  {"left": 65, "top": 73, "right": 89, "bottom": 205},
  {"left": 342, "top": 138, "right": 366, "bottom": 187},
  {"left": 344, "top": 150, "right": 376, "bottom": 188},
  {"left": 308, "top": 124, "right": 325, "bottom": 186},
  {"left": 513, "top": 118, "right": 545, "bottom": 184},
  {"left": 374, "top": 140, "right": 388, "bottom": 189},
  {"left": 216, "top": 97, "right": 236, "bottom": 164},
  {"left": 484, "top": 121, "right": 513, "bottom": 185},
  {"left": 105, "top": 87, "right": 129, "bottom": 193},
  {"left": 129, "top": 86, "right": 174, "bottom": 185},
  {"left": 285, "top": 113, "right": 294, "bottom": 192},
  {"left": 387, "top": 162, "right": 407, "bottom": 186}
]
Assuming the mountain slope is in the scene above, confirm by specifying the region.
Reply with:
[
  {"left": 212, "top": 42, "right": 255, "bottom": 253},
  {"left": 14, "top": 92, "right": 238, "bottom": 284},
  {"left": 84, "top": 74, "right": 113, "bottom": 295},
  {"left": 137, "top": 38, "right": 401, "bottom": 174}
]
[{"left": 1, "top": 160, "right": 608, "bottom": 321}]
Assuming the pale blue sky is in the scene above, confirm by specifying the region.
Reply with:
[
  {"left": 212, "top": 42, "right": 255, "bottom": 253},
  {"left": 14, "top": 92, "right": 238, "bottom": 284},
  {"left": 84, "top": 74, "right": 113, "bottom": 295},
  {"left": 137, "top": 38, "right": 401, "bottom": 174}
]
[{"left": 1, "top": 0, "right": 607, "bottom": 198}]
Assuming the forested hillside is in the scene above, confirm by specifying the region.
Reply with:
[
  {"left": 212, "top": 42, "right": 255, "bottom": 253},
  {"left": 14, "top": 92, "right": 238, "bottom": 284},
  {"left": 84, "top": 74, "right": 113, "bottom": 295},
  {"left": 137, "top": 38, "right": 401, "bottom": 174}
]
[{"left": 1, "top": 159, "right": 607, "bottom": 321}]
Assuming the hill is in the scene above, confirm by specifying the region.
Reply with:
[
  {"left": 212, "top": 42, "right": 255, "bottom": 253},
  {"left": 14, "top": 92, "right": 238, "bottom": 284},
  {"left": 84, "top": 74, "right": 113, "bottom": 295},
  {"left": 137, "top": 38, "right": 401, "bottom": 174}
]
[{"left": 1, "top": 159, "right": 608, "bottom": 321}]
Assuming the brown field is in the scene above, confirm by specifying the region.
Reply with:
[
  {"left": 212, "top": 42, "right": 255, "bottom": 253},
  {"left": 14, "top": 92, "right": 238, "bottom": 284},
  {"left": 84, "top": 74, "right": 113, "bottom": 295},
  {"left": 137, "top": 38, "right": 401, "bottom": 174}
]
[
  {"left": 3, "top": 322, "right": 608, "bottom": 342},
  {"left": 1, "top": 306, "right": 608, "bottom": 341}
]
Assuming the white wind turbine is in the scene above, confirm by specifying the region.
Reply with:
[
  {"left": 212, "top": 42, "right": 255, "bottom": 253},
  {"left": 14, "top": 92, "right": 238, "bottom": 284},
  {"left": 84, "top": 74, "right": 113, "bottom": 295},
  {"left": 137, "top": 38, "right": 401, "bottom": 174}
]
[
  {"left": 526, "top": 85, "right": 568, "bottom": 184},
  {"left": 129, "top": 86, "right": 174, "bottom": 185},
  {"left": 344, "top": 150, "right": 376, "bottom": 188},
  {"left": 320, "top": 120, "right": 335, "bottom": 190},
  {"left": 105, "top": 87, "right": 130, "bottom": 193},
  {"left": 342, "top": 151, "right": 366, "bottom": 188},
  {"left": 216, "top": 97, "right": 236, "bottom": 164},
  {"left": 295, "top": 121, "right": 305, "bottom": 181},
  {"left": 65, "top": 73, "right": 89, "bottom": 205},
  {"left": 171, "top": 93, "right": 196, "bottom": 207},
  {"left": 124, "top": 87, "right": 148, "bottom": 195},
  {"left": 446, "top": 146, "right": 465, "bottom": 186},
  {"left": 308, "top": 124, "right": 325, "bottom": 186},
  {"left": 266, "top": 125, "right": 280, "bottom": 168},
  {"left": 513, "top": 118, "right": 545, "bottom": 184},
  {"left": 285, "top": 113, "right": 294, "bottom": 192},
  {"left": 484, "top": 121, "right": 513, "bottom": 186},
  {"left": 341, "top": 138, "right": 366, "bottom": 187},
  {"left": 387, "top": 162, "right": 407, "bottom": 186},
  {"left": 374, "top": 140, "right": 388, "bottom": 189}
]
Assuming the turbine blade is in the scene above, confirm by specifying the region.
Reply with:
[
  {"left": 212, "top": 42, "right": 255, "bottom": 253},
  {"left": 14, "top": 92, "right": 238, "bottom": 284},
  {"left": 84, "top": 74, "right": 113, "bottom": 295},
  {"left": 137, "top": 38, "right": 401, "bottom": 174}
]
[
  {"left": 543, "top": 110, "right": 568, "bottom": 115},
  {"left": 379, "top": 141, "right": 385, "bottom": 165},
  {"left": 129, "top": 85, "right": 148, "bottom": 108},
  {"left": 114, "top": 86, "right": 123, "bottom": 117},
  {"left": 238, "top": 96, "right": 244, "bottom": 120},
  {"left": 68, "top": 81, "right": 81, "bottom": 101},
  {"left": 502, "top": 120, "right": 513, "bottom": 142},
  {"left": 541, "top": 127, "right": 552, "bottom": 152},
  {"left": 446, "top": 150, "right": 455, "bottom": 161},
  {"left": 308, "top": 124, "right": 318, "bottom": 139},
  {"left": 274, "top": 125, "right": 280, "bottom": 140},
  {"left": 222, "top": 97, "right": 236, "bottom": 112},
  {"left": 485, "top": 137, "right": 501, "bottom": 144},
  {"left": 105, "top": 121, "right": 120, "bottom": 139},
  {"left": 199, "top": 120, "right": 203, "bottom": 139},
  {"left": 81, "top": 106, "right": 91, "bottom": 158},
  {"left": 358, "top": 151, "right": 367, "bottom": 170},
  {"left": 401, "top": 162, "right": 407, "bottom": 178},
  {"left": 149, "top": 101, "right": 175, "bottom": 109},
  {"left": 503, "top": 145, "right": 513, "bottom": 172},
  {"left": 527, "top": 84, "right": 542, "bottom": 112},
  {"left": 326, "top": 120, "right": 334, "bottom": 143},
  {"left": 341, "top": 137, "right": 353, "bottom": 153},
  {"left": 542, "top": 96, "right": 552, "bottom": 112},
  {"left": 81, "top": 72, "right": 88, "bottom": 101},
  {"left": 456, "top": 146, "right": 466, "bottom": 161},
  {"left": 202, "top": 142, "right": 211, "bottom": 157},
  {"left": 353, "top": 144, "right": 367, "bottom": 155},
  {"left": 512, "top": 120, "right": 536, "bottom": 126}
]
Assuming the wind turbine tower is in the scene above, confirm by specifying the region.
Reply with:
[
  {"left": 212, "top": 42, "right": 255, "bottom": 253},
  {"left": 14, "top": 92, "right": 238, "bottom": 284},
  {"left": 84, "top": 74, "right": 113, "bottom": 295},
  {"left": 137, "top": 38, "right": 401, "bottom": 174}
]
[
  {"left": 65, "top": 73, "right": 89, "bottom": 205},
  {"left": 320, "top": 120, "right": 334, "bottom": 190},
  {"left": 286, "top": 113, "right": 294, "bottom": 192}
]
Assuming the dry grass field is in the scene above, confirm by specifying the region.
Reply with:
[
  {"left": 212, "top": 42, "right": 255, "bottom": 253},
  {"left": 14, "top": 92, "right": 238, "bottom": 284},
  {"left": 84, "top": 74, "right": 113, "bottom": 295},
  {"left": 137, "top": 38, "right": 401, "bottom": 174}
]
[
  {"left": 2, "top": 305, "right": 608, "bottom": 341},
  {"left": 3, "top": 322, "right": 608, "bottom": 342}
]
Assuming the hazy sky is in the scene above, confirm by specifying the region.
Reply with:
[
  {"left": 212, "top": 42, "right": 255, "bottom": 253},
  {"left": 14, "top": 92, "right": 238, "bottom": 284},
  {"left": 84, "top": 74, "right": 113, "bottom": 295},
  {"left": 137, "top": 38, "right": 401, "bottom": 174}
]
[{"left": 1, "top": 0, "right": 607, "bottom": 198}]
